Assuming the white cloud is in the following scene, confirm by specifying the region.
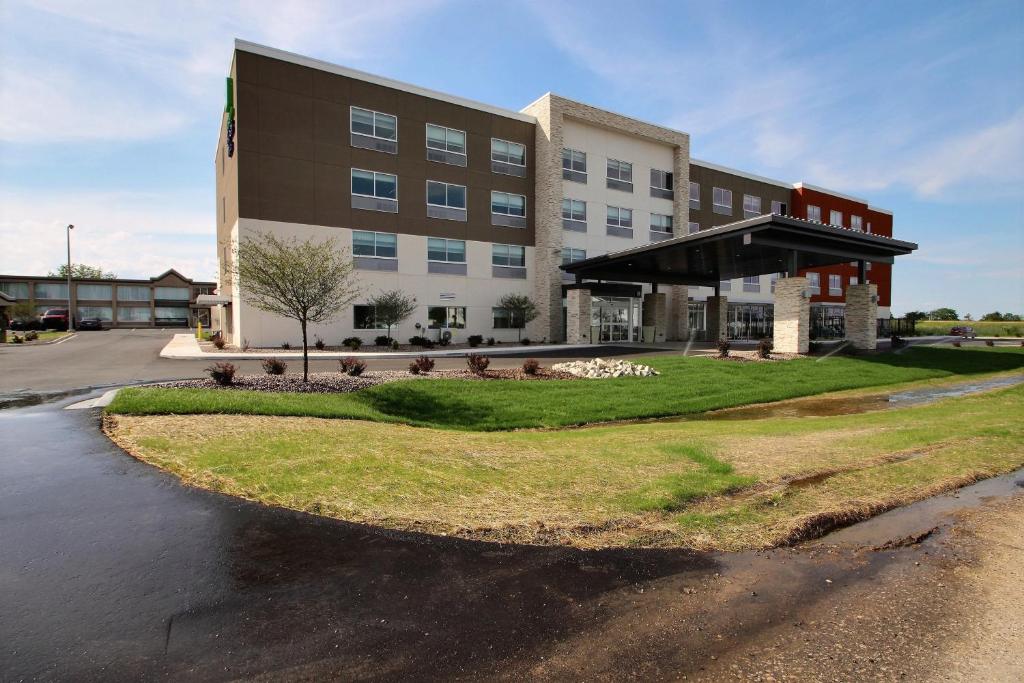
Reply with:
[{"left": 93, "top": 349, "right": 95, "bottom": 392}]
[{"left": 0, "top": 190, "right": 216, "bottom": 280}]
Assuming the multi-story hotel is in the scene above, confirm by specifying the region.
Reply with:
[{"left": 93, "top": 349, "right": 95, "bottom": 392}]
[{"left": 214, "top": 40, "right": 898, "bottom": 348}]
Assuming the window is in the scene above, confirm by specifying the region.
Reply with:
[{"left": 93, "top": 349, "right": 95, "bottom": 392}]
[
  {"left": 428, "top": 306, "right": 466, "bottom": 329},
  {"left": 689, "top": 181, "right": 700, "bottom": 209},
  {"left": 77, "top": 306, "right": 113, "bottom": 321},
  {"left": 353, "top": 305, "right": 386, "bottom": 329},
  {"left": 771, "top": 200, "right": 787, "bottom": 215},
  {"left": 76, "top": 284, "right": 112, "bottom": 300},
  {"left": 561, "top": 198, "right": 586, "bottom": 221},
  {"left": 154, "top": 307, "right": 189, "bottom": 321},
  {"left": 606, "top": 206, "right": 633, "bottom": 228},
  {"left": 829, "top": 210, "right": 843, "bottom": 227},
  {"left": 350, "top": 107, "right": 397, "bottom": 141},
  {"left": 806, "top": 205, "right": 821, "bottom": 222},
  {"left": 426, "top": 124, "right": 465, "bottom": 155},
  {"left": 561, "top": 247, "right": 587, "bottom": 264},
  {"left": 35, "top": 283, "right": 68, "bottom": 299},
  {"left": 743, "top": 276, "right": 761, "bottom": 293},
  {"left": 650, "top": 213, "right": 673, "bottom": 233},
  {"left": 606, "top": 159, "right": 633, "bottom": 191},
  {"left": 650, "top": 169, "right": 673, "bottom": 199},
  {"left": 426, "top": 181, "right": 466, "bottom": 209},
  {"left": 807, "top": 272, "right": 821, "bottom": 294},
  {"left": 743, "top": 194, "right": 762, "bottom": 218},
  {"left": 154, "top": 286, "right": 190, "bottom": 300},
  {"left": 492, "top": 307, "right": 529, "bottom": 329},
  {"left": 713, "top": 187, "right": 732, "bottom": 215},
  {"left": 866, "top": 221, "right": 872, "bottom": 234},
  {"left": 850, "top": 276, "right": 859, "bottom": 286},
  {"left": 117, "top": 285, "right": 150, "bottom": 301},
  {"left": 562, "top": 148, "right": 587, "bottom": 181},
  {"left": 427, "top": 238, "right": 466, "bottom": 263},
  {"left": 117, "top": 307, "right": 151, "bottom": 322},
  {"left": 688, "top": 221, "right": 700, "bottom": 234},
  {"left": 492, "top": 244, "right": 526, "bottom": 267},
  {"left": 0, "top": 282, "right": 29, "bottom": 298},
  {"left": 719, "top": 280, "right": 732, "bottom": 292},
  {"left": 351, "top": 169, "right": 397, "bottom": 200},
  {"left": 352, "top": 230, "right": 397, "bottom": 258},
  {"left": 829, "top": 273, "right": 842, "bottom": 295},
  {"left": 195, "top": 285, "right": 215, "bottom": 296},
  {"left": 491, "top": 138, "right": 526, "bottom": 166},
  {"left": 491, "top": 191, "right": 526, "bottom": 216},
  {"left": 770, "top": 272, "right": 779, "bottom": 292},
  {"left": 851, "top": 215, "right": 863, "bottom": 231}
]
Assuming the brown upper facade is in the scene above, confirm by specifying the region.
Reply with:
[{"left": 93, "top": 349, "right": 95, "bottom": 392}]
[
  {"left": 225, "top": 41, "right": 536, "bottom": 248},
  {"left": 688, "top": 160, "right": 792, "bottom": 233}
]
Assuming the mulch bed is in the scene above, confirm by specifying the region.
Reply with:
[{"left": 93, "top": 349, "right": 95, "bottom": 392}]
[{"left": 154, "top": 367, "right": 577, "bottom": 394}]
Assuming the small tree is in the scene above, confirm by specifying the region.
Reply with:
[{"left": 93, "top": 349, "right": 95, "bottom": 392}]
[
  {"left": 980, "top": 312, "right": 1004, "bottom": 322},
  {"left": 234, "top": 231, "right": 360, "bottom": 382},
  {"left": 928, "top": 307, "right": 959, "bottom": 321},
  {"left": 8, "top": 301, "right": 36, "bottom": 324},
  {"left": 367, "top": 289, "right": 417, "bottom": 343},
  {"left": 497, "top": 293, "right": 539, "bottom": 341},
  {"left": 903, "top": 311, "right": 928, "bottom": 324},
  {"left": 48, "top": 263, "right": 117, "bottom": 279}
]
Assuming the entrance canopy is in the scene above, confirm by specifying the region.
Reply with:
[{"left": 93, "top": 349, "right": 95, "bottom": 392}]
[{"left": 561, "top": 214, "right": 918, "bottom": 286}]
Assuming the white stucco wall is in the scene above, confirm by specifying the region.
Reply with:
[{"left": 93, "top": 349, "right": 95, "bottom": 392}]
[{"left": 230, "top": 219, "right": 535, "bottom": 347}]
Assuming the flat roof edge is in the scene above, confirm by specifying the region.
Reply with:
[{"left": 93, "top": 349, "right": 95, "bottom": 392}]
[
  {"left": 690, "top": 159, "right": 792, "bottom": 189},
  {"left": 793, "top": 182, "right": 870, "bottom": 206},
  {"left": 234, "top": 39, "right": 537, "bottom": 124}
]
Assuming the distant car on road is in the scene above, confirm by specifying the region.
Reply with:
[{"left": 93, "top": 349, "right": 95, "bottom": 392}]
[
  {"left": 77, "top": 317, "right": 104, "bottom": 331},
  {"left": 950, "top": 325, "right": 976, "bottom": 338},
  {"left": 39, "top": 309, "right": 70, "bottom": 330}
]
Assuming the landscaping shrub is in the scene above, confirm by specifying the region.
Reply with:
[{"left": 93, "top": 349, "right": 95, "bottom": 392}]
[
  {"left": 408, "top": 335, "right": 430, "bottom": 347},
  {"left": 391, "top": 340, "right": 400, "bottom": 350},
  {"left": 213, "top": 337, "right": 226, "bottom": 350},
  {"left": 25, "top": 330, "right": 39, "bottom": 342},
  {"left": 952, "top": 340, "right": 962, "bottom": 348},
  {"left": 12, "top": 334, "right": 23, "bottom": 344},
  {"left": 342, "top": 337, "right": 362, "bottom": 350},
  {"left": 890, "top": 334, "right": 907, "bottom": 349},
  {"left": 756, "top": 338, "right": 772, "bottom": 359},
  {"left": 338, "top": 357, "right": 354, "bottom": 373},
  {"left": 486, "top": 337, "right": 496, "bottom": 346},
  {"left": 314, "top": 336, "right": 326, "bottom": 350},
  {"left": 413, "top": 355, "right": 435, "bottom": 373},
  {"left": 523, "top": 358, "right": 540, "bottom": 375},
  {"left": 717, "top": 339, "right": 730, "bottom": 358},
  {"left": 346, "top": 359, "right": 367, "bottom": 376},
  {"left": 985, "top": 339, "right": 995, "bottom": 347},
  {"left": 521, "top": 337, "right": 532, "bottom": 346},
  {"left": 467, "top": 334, "right": 484, "bottom": 348},
  {"left": 262, "top": 358, "right": 287, "bottom": 375},
  {"left": 374, "top": 335, "right": 393, "bottom": 347},
  {"left": 281, "top": 341, "right": 291, "bottom": 350},
  {"left": 206, "top": 362, "right": 236, "bottom": 386},
  {"left": 467, "top": 353, "right": 490, "bottom": 375},
  {"left": 438, "top": 336, "right": 451, "bottom": 347},
  {"left": 408, "top": 362, "right": 420, "bottom": 375}
]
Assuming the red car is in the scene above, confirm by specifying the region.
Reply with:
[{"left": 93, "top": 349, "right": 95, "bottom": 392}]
[
  {"left": 39, "top": 308, "right": 70, "bottom": 330},
  {"left": 950, "top": 325, "right": 976, "bottom": 339}
]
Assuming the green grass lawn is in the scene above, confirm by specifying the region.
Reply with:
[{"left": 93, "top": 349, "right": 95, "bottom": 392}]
[
  {"left": 4, "top": 330, "right": 71, "bottom": 344},
  {"left": 108, "top": 347, "right": 1024, "bottom": 431},
  {"left": 914, "top": 320, "right": 1024, "bottom": 337},
  {"left": 108, "top": 382, "right": 1024, "bottom": 549}
]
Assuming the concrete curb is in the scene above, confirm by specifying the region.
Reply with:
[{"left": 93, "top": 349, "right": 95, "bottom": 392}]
[
  {"left": 159, "top": 333, "right": 601, "bottom": 360},
  {"left": 3, "top": 332, "right": 77, "bottom": 347},
  {"left": 65, "top": 388, "right": 122, "bottom": 410}
]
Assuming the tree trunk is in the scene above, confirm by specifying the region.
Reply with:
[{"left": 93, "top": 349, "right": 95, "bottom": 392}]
[{"left": 301, "top": 319, "right": 309, "bottom": 382}]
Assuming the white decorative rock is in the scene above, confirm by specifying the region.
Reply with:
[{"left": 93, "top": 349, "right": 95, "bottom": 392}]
[{"left": 552, "top": 358, "right": 660, "bottom": 379}]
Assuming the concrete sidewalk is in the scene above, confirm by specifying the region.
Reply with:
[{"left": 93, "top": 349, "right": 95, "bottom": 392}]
[{"left": 159, "top": 333, "right": 602, "bottom": 360}]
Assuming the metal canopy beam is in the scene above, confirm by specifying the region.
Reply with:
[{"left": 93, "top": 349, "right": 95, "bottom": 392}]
[{"left": 748, "top": 235, "right": 895, "bottom": 264}]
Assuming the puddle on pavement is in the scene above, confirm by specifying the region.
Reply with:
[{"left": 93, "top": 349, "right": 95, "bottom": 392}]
[
  {"left": 695, "top": 373, "right": 1024, "bottom": 421},
  {"left": 810, "top": 466, "right": 1024, "bottom": 548},
  {"left": 0, "top": 387, "right": 95, "bottom": 411}
]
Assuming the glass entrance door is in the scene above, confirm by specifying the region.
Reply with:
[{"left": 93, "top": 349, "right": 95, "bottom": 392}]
[{"left": 591, "top": 296, "right": 636, "bottom": 342}]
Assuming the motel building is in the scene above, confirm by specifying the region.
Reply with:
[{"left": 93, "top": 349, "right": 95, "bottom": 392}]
[{"left": 212, "top": 41, "right": 916, "bottom": 353}]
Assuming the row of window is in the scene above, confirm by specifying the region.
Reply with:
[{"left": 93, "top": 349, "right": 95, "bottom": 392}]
[
  {"left": 561, "top": 199, "right": 674, "bottom": 234},
  {"left": 23, "top": 305, "right": 188, "bottom": 323},
  {"left": 688, "top": 182, "right": 788, "bottom": 218},
  {"left": 351, "top": 106, "right": 527, "bottom": 170},
  {"left": 561, "top": 147, "right": 675, "bottom": 198},
  {"left": 352, "top": 230, "right": 526, "bottom": 268},
  {"left": 0, "top": 282, "right": 192, "bottom": 301},
  {"left": 354, "top": 304, "right": 528, "bottom": 330},
  {"left": 716, "top": 272, "right": 862, "bottom": 295},
  {"left": 805, "top": 205, "right": 871, "bottom": 232},
  {"left": 351, "top": 169, "right": 527, "bottom": 220}
]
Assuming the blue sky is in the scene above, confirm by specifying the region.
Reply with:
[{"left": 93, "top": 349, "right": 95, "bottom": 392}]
[{"left": 1, "top": 0, "right": 1021, "bottom": 316}]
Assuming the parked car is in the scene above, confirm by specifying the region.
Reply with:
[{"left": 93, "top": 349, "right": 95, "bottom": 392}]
[
  {"left": 39, "top": 308, "right": 70, "bottom": 330},
  {"left": 77, "top": 317, "right": 104, "bottom": 331},
  {"left": 950, "top": 325, "right": 976, "bottom": 339},
  {"left": 8, "top": 318, "right": 41, "bottom": 331}
]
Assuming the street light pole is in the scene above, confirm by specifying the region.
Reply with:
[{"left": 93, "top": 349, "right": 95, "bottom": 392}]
[{"left": 66, "top": 224, "right": 75, "bottom": 333}]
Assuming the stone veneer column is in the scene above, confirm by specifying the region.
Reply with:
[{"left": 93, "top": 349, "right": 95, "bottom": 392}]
[
  {"left": 845, "top": 283, "right": 878, "bottom": 350},
  {"left": 705, "top": 295, "right": 728, "bottom": 343},
  {"left": 642, "top": 292, "right": 667, "bottom": 342},
  {"left": 668, "top": 285, "right": 689, "bottom": 341},
  {"left": 773, "top": 276, "right": 810, "bottom": 354},
  {"left": 565, "top": 288, "right": 592, "bottom": 344}
]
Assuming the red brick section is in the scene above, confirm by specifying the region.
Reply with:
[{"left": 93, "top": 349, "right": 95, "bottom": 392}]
[{"left": 789, "top": 186, "right": 892, "bottom": 307}]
